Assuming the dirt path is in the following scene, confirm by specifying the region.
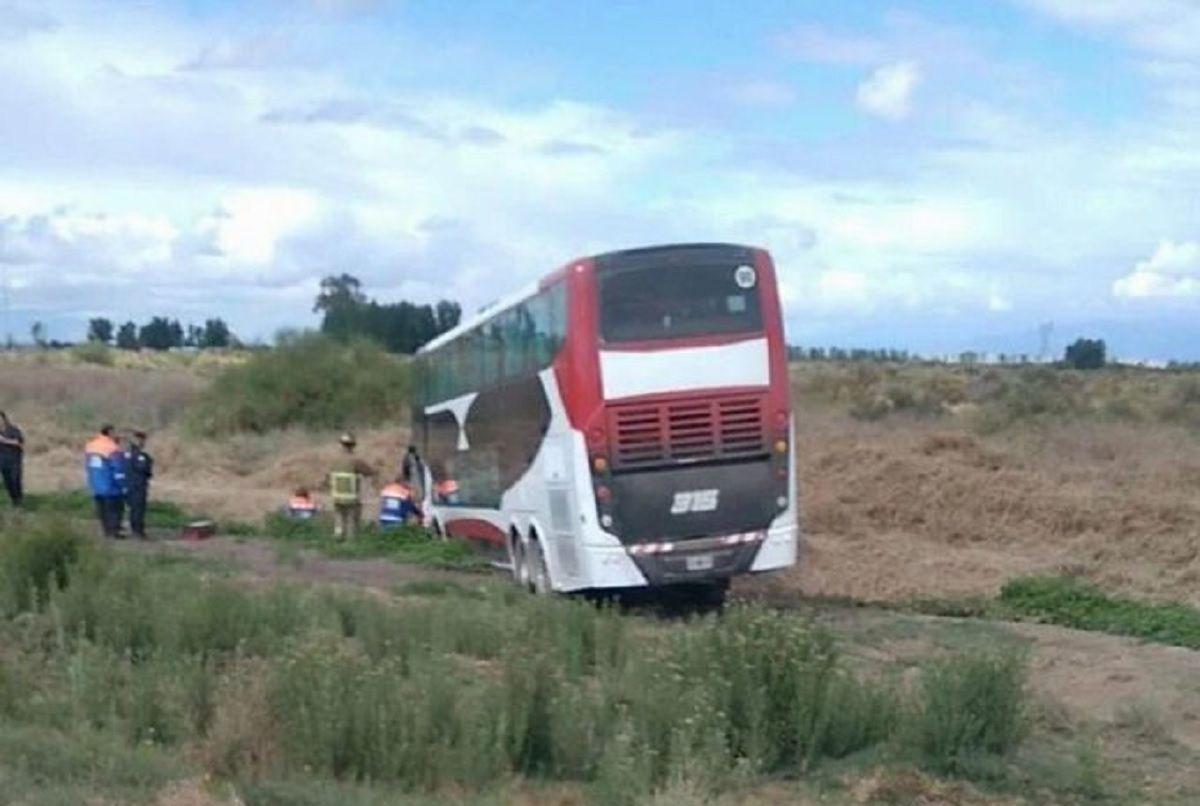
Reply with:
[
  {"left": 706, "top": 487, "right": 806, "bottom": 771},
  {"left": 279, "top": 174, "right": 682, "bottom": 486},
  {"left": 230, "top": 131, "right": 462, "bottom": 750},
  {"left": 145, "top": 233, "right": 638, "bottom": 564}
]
[{"left": 117, "top": 534, "right": 486, "bottom": 592}]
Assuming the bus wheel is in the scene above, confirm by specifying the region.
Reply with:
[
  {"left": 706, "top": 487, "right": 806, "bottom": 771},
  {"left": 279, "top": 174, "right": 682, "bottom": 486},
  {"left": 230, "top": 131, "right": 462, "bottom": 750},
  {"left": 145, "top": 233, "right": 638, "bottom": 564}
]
[
  {"left": 528, "top": 539, "right": 551, "bottom": 596},
  {"left": 513, "top": 537, "right": 530, "bottom": 589}
]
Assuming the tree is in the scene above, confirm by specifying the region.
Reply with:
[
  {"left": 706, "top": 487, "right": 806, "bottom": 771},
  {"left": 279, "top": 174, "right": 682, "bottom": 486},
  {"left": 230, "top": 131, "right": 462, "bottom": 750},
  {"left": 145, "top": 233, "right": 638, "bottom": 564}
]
[
  {"left": 1064, "top": 337, "right": 1106, "bottom": 370},
  {"left": 315, "top": 274, "right": 463, "bottom": 354},
  {"left": 30, "top": 321, "right": 46, "bottom": 348},
  {"left": 435, "top": 300, "right": 462, "bottom": 333},
  {"left": 200, "top": 318, "right": 232, "bottom": 349},
  {"left": 87, "top": 317, "right": 114, "bottom": 344},
  {"left": 138, "top": 317, "right": 177, "bottom": 351},
  {"left": 313, "top": 273, "right": 366, "bottom": 314},
  {"left": 168, "top": 319, "right": 184, "bottom": 349},
  {"left": 185, "top": 324, "right": 203, "bottom": 348},
  {"left": 116, "top": 321, "right": 139, "bottom": 350}
]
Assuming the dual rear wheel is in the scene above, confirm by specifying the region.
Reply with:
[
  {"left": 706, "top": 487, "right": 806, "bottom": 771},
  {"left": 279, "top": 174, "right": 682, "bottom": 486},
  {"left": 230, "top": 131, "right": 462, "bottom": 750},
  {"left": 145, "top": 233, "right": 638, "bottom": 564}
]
[{"left": 511, "top": 533, "right": 550, "bottom": 596}]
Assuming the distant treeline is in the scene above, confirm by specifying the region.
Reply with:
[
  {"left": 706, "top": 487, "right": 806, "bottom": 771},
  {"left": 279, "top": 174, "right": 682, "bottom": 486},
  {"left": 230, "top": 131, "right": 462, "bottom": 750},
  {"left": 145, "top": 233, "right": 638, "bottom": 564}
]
[
  {"left": 86, "top": 316, "right": 236, "bottom": 351},
  {"left": 314, "top": 273, "right": 462, "bottom": 354},
  {"left": 788, "top": 339, "right": 1103, "bottom": 368}
]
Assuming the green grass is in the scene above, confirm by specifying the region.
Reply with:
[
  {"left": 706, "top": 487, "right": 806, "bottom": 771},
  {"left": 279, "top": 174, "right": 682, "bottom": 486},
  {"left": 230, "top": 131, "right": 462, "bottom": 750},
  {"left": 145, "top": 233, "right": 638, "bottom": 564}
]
[
  {"left": 258, "top": 512, "right": 485, "bottom": 568},
  {"left": 0, "top": 513, "right": 1033, "bottom": 802},
  {"left": 13, "top": 489, "right": 197, "bottom": 529},
  {"left": 998, "top": 576, "right": 1200, "bottom": 649},
  {"left": 907, "top": 575, "right": 1200, "bottom": 652}
]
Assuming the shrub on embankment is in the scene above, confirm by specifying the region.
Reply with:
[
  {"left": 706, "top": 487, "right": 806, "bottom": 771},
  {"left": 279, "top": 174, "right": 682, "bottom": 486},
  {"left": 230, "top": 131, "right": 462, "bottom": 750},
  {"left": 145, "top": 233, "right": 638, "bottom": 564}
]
[
  {"left": 0, "top": 515, "right": 1031, "bottom": 800},
  {"left": 186, "top": 332, "right": 409, "bottom": 436}
]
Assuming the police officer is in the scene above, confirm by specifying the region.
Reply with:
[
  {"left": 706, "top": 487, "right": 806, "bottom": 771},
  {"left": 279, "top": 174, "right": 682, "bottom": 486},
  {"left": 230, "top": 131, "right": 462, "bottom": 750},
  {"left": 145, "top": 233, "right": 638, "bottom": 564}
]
[
  {"left": 0, "top": 411, "right": 24, "bottom": 507},
  {"left": 125, "top": 430, "right": 154, "bottom": 540}
]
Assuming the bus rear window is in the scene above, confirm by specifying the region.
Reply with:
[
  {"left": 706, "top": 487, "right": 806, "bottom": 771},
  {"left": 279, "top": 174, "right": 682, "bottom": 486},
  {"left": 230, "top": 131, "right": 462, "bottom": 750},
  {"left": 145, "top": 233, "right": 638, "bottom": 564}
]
[{"left": 598, "top": 262, "right": 763, "bottom": 343}]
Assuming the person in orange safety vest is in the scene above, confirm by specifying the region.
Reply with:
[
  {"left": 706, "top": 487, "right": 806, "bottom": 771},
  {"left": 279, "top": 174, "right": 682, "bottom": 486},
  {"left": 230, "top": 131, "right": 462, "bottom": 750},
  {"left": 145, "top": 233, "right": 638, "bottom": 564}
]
[
  {"left": 379, "top": 478, "right": 421, "bottom": 528},
  {"left": 286, "top": 488, "right": 319, "bottom": 519}
]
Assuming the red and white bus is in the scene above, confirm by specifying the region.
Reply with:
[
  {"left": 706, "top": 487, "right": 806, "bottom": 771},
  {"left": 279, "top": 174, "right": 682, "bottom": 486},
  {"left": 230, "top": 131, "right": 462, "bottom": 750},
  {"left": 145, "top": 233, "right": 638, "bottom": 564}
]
[{"left": 413, "top": 243, "right": 798, "bottom": 598}]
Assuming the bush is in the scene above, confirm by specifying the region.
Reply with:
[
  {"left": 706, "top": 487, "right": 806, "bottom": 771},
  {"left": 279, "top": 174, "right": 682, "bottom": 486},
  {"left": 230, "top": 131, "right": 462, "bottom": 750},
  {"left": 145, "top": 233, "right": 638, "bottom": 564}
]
[
  {"left": 0, "top": 513, "right": 1032, "bottom": 798},
  {"left": 0, "top": 517, "right": 87, "bottom": 615},
  {"left": 71, "top": 341, "right": 115, "bottom": 366},
  {"left": 186, "top": 332, "right": 410, "bottom": 435},
  {"left": 912, "top": 651, "right": 1027, "bottom": 775}
]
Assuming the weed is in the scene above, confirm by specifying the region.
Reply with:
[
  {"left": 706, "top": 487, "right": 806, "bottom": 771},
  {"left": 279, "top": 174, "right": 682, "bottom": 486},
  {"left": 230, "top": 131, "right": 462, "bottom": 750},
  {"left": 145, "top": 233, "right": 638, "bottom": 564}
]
[{"left": 910, "top": 650, "right": 1027, "bottom": 775}]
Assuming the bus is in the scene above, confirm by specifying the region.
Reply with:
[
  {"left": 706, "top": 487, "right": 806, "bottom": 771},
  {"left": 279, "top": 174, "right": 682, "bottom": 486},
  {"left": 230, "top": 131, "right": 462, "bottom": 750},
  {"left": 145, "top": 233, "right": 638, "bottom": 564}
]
[{"left": 412, "top": 243, "right": 798, "bottom": 599}]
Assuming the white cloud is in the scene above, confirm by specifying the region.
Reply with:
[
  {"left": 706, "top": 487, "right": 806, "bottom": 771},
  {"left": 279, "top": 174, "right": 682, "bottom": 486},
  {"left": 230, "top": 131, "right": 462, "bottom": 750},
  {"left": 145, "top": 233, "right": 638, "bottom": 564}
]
[
  {"left": 1113, "top": 240, "right": 1200, "bottom": 298},
  {"left": 856, "top": 61, "right": 921, "bottom": 120},
  {"left": 1020, "top": 0, "right": 1200, "bottom": 60},
  {"left": 196, "top": 189, "right": 320, "bottom": 266}
]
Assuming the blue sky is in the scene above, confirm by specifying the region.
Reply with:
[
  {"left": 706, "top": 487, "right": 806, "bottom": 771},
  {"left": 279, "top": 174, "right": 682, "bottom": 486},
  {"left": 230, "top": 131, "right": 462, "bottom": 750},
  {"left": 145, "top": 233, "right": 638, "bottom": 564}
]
[{"left": 2, "top": 0, "right": 1200, "bottom": 359}]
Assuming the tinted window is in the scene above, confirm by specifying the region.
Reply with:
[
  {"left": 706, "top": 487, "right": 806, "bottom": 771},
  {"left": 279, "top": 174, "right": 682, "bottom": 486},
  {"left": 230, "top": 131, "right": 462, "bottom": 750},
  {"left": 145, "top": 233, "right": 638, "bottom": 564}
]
[
  {"left": 417, "top": 282, "right": 568, "bottom": 405},
  {"left": 598, "top": 262, "right": 763, "bottom": 343}
]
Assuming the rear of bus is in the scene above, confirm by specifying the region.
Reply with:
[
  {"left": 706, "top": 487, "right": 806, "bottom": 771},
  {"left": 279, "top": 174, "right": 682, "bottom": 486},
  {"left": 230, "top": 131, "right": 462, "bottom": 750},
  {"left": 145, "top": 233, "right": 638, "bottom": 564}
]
[{"left": 562, "top": 243, "right": 798, "bottom": 590}]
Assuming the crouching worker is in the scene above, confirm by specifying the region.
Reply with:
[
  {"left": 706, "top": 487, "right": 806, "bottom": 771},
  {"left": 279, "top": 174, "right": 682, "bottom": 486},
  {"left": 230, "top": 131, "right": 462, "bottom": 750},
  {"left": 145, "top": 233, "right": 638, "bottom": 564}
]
[
  {"left": 286, "top": 488, "right": 319, "bottom": 519},
  {"left": 328, "top": 432, "right": 375, "bottom": 539},
  {"left": 379, "top": 478, "right": 421, "bottom": 529}
]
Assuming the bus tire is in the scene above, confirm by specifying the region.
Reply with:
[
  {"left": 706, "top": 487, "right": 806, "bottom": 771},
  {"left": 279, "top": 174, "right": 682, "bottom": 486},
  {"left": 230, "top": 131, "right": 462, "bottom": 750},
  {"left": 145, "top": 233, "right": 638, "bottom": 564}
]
[
  {"left": 528, "top": 537, "right": 551, "bottom": 596},
  {"left": 511, "top": 533, "right": 530, "bottom": 588}
]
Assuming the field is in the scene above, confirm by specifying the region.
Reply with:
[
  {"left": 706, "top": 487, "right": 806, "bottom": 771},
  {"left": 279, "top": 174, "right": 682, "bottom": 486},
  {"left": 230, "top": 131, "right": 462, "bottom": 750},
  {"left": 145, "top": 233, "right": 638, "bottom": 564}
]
[{"left": 3, "top": 346, "right": 1200, "bottom": 803}]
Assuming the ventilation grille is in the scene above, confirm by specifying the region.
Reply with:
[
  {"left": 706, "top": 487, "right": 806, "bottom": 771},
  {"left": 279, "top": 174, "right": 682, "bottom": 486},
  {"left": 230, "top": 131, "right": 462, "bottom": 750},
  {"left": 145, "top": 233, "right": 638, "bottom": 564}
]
[{"left": 609, "top": 395, "right": 766, "bottom": 469}]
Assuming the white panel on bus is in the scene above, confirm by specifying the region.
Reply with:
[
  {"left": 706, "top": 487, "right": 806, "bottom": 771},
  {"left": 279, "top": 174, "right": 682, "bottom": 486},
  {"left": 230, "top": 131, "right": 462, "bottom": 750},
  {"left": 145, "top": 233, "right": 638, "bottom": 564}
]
[{"left": 599, "top": 337, "right": 770, "bottom": 400}]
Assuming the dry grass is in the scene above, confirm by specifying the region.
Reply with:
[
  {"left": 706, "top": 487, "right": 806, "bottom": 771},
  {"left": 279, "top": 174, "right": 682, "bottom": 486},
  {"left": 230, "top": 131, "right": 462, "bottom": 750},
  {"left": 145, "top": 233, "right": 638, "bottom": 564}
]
[{"left": 756, "top": 365, "right": 1200, "bottom": 607}]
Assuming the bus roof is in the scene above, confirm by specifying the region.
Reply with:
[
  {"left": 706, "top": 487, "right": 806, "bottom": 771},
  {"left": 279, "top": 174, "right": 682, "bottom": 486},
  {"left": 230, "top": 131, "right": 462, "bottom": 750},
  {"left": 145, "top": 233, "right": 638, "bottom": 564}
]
[{"left": 414, "top": 242, "right": 763, "bottom": 355}]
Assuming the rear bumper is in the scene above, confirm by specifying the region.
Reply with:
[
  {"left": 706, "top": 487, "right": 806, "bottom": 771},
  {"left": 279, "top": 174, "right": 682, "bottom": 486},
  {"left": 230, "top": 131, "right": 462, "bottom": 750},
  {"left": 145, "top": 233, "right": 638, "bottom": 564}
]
[{"left": 570, "top": 513, "right": 799, "bottom": 591}]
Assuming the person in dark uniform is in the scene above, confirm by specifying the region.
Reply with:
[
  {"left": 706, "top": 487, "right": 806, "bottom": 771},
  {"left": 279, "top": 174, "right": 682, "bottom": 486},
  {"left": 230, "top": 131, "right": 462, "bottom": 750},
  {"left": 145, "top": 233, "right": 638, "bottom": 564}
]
[
  {"left": 125, "top": 430, "right": 154, "bottom": 540},
  {"left": 0, "top": 411, "right": 24, "bottom": 507},
  {"left": 400, "top": 445, "right": 425, "bottom": 500}
]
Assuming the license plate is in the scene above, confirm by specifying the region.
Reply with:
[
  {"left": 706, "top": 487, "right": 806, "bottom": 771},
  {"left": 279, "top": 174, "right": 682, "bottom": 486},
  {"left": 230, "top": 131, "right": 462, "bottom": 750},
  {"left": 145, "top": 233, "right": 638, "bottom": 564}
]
[{"left": 685, "top": 553, "right": 714, "bottom": 572}]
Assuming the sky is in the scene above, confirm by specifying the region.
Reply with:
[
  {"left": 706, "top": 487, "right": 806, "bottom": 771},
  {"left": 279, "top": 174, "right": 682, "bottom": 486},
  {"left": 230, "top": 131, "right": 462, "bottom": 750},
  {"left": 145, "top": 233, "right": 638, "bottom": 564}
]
[{"left": 2, "top": 0, "right": 1200, "bottom": 360}]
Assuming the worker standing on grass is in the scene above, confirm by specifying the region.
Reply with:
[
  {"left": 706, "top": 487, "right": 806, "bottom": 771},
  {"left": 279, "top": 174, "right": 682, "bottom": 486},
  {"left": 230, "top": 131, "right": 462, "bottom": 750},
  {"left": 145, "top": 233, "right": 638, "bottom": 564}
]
[
  {"left": 84, "top": 425, "right": 123, "bottom": 538},
  {"left": 124, "top": 430, "right": 154, "bottom": 540},
  {"left": 0, "top": 411, "right": 25, "bottom": 507},
  {"left": 328, "top": 433, "right": 375, "bottom": 539}
]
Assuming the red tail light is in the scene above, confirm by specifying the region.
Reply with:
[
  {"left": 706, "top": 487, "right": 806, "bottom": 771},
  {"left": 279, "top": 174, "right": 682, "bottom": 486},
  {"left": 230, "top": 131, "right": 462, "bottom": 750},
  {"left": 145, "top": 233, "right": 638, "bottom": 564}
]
[{"left": 595, "top": 484, "right": 612, "bottom": 503}]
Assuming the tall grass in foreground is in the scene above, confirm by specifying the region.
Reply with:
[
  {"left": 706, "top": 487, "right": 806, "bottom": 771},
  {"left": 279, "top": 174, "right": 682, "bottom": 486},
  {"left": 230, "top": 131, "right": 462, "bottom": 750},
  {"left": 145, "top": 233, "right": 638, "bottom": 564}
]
[{"left": 0, "top": 517, "right": 1029, "bottom": 800}]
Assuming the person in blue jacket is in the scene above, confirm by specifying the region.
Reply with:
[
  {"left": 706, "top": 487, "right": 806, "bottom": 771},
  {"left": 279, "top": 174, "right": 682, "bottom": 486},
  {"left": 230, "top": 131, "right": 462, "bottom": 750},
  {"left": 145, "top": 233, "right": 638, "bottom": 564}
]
[{"left": 84, "top": 425, "right": 123, "bottom": 537}]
